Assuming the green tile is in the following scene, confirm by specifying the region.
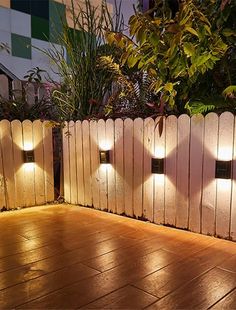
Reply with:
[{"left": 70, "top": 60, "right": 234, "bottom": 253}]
[
  {"left": 49, "top": 21, "right": 63, "bottom": 44},
  {"left": 11, "top": 33, "right": 31, "bottom": 59},
  {"left": 49, "top": 0, "right": 65, "bottom": 25},
  {"left": 49, "top": 1, "right": 66, "bottom": 44},
  {"left": 31, "top": 15, "right": 49, "bottom": 41}
]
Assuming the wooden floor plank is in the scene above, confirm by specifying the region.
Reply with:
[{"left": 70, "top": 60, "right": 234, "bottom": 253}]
[
  {"left": 211, "top": 287, "right": 236, "bottom": 309},
  {"left": 146, "top": 267, "right": 236, "bottom": 309},
  {"left": 81, "top": 285, "right": 158, "bottom": 309},
  {"left": 16, "top": 248, "right": 181, "bottom": 309},
  {"left": 0, "top": 205, "right": 235, "bottom": 309},
  {"left": 0, "top": 263, "right": 99, "bottom": 309},
  {"left": 133, "top": 242, "right": 236, "bottom": 299}
]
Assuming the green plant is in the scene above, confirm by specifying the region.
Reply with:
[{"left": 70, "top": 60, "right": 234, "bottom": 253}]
[
  {"left": 105, "top": 0, "right": 236, "bottom": 115},
  {"left": 40, "top": 0, "right": 126, "bottom": 121}
]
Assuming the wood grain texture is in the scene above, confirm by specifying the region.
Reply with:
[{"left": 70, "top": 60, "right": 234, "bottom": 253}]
[
  {"left": 82, "top": 120, "right": 92, "bottom": 207},
  {"left": 22, "top": 120, "right": 35, "bottom": 207},
  {"left": 143, "top": 117, "right": 154, "bottom": 221},
  {"left": 124, "top": 118, "right": 133, "bottom": 217},
  {"left": 153, "top": 116, "right": 166, "bottom": 224},
  {"left": 62, "top": 122, "right": 70, "bottom": 203},
  {"left": 33, "top": 120, "right": 45, "bottom": 205},
  {"left": 231, "top": 117, "right": 236, "bottom": 241},
  {"left": 43, "top": 121, "right": 54, "bottom": 202},
  {"left": 75, "top": 121, "right": 85, "bottom": 206},
  {"left": 165, "top": 115, "right": 177, "bottom": 226},
  {"left": 97, "top": 119, "right": 108, "bottom": 211},
  {"left": 114, "top": 119, "right": 124, "bottom": 215},
  {"left": 189, "top": 114, "right": 204, "bottom": 233},
  {"left": 106, "top": 119, "right": 116, "bottom": 213},
  {"left": 0, "top": 120, "right": 16, "bottom": 209},
  {"left": 0, "top": 205, "right": 235, "bottom": 309},
  {"left": 133, "top": 118, "right": 144, "bottom": 218},
  {"left": 11, "top": 120, "right": 24, "bottom": 207},
  {"left": 176, "top": 115, "right": 190, "bottom": 229},
  {"left": 216, "top": 112, "right": 234, "bottom": 239},
  {"left": 68, "top": 121, "right": 78, "bottom": 204},
  {"left": 90, "top": 120, "right": 100, "bottom": 209},
  {"left": 202, "top": 113, "right": 218, "bottom": 236}
]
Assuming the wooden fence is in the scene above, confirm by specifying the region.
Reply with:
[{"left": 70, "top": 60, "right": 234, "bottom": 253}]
[
  {"left": 62, "top": 112, "right": 236, "bottom": 241},
  {"left": 0, "top": 120, "right": 54, "bottom": 210}
]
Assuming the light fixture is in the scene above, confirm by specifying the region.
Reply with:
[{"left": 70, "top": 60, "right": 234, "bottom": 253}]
[
  {"left": 99, "top": 150, "right": 110, "bottom": 164},
  {"left": 215, "top": 160, "right": 232, "bottom": 179},
  {"left": 23, "top": 150, "right": 35, "bottom": 163},
  {"left": 152, "top": 158, "right": 164, "bottom": 174}
]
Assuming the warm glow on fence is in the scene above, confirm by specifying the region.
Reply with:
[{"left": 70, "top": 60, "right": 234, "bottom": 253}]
[
  {"left": 23, "top": 163, "right": 35, "bottom": 172},
  {"left": 217, "top": 179, "right": 232, "bottom": 191},
  {"left": 23, "top": 142, "right": 33, "bottom": 151},
  {"left": 100, "top": 163, "right": 112, "bottom": 172},
  {"left": 218, "top": 147, "right": 232, "bottom": 161},
  {"left": 99, "top": 141, "right": 112, "bottom": 151},
  {"left": 154, "top": 174, "right": 165, "bottom": 185},
  {"left": 154, "top": 147, "right": 165, "bottom": 158}
]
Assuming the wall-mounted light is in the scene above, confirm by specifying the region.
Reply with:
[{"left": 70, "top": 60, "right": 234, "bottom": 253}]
[
  {"left": 215, "top": 160, "right": 232, "bottom": 179},
  {"left": 99, "top": 150, "right": 110, "bottom": 164},
  {"left": 23, "top": 150, "right": 35, "bottom": 163},
  {"left": 152, "top": 158, "right": 164, "bottom": 174}
]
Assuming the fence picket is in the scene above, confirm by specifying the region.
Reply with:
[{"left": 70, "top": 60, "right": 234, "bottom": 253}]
[
  {"left": 143, "top": 117, "right": 154, "bottom": 221},
  {"left": 22, "top": 120, "right": 35, "bottom": 207},
  {"left": 0, "top": 120, "right": 16, "bottom": 209},
  {"left": 114, "top": 119, "right": 124, "bottom": 215},
  {"left": 106, "top": 119, "right": 116, "bottom": 213},
  {"left": 62, "top": 122, "right": 70, "bottom": 203},
  {"left": 11, "top": 120, "right": 24, "bottom": 207},
  {"left": 230, "top": 115, "right": 236, "bottom": 241},
  {"left": 124, "top": 118, "right": 133, "bottom": 217},
  {"left": 68, "top": 121, "right": 78, "bottom": 204},
  {"left": 176, "top": 115, "right": 190, "bottom": 229},
  {"left": 43, "top": 121, "right": 54, "bottom": 202},
  {"left": 189, "top": 114, "right": 204, "bottom": 233},
  {"left": 201, "top": 113, "right": 218, "bottom": 236},
  {"left": 165, "top": 115, "right": 177, "bottom": 226},
  {"left": 33, "top": 120, "right": 45, "bottom": 205},
  {"left": 97, "top": 119, "right": 108, "bottom": 211},
  {"left": 154, "top": 116, "right": 166, "bottom": 224},
  {"left": 76, "top": 121, "right": 85, "bottom": 206},
  {"left": 90, "top": 120, "right": 100, "bottom": 209},
  {"left": 82, "top": 120, "right": 92, "bottom": 207},
  {"left": 133, "top": 118, "right": 144, "bottom": 218},
  {"left": 216, "top": 112, "right": 234, "bottom": 238},
  {"left": 0, "top": 138, "right": 6, "bottom": 209}
]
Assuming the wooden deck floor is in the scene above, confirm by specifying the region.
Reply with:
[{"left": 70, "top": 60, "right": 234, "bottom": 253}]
[{"left": 1, "top": 205, "right": 236, "bottom": 309}]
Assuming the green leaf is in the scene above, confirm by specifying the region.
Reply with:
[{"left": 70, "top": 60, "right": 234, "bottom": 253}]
[
  {"left": 127, "top": 54, "right": 139, "bottom": 68},
  {"left": 185, "top": 101, "right": 216, "bottom": 115},
  {"left": 222, "top": 28, "right": 236, "bottom": 37},
  {"left": 222, "top": 85, "right": 236, "bottom": 98},
  {"left": 183, "top": 42, "right": 195, "bottom": 57},
  {"left": 194, "top": 54, "right": 211, "bottom": 67},
  {"left": 185, "top": 26, "right": 199, "bottom": 38},
  {"left": 164, "top": 82, "right": 173, "bottom": 92}
]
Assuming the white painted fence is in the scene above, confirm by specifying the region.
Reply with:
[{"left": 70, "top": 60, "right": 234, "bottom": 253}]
[
  {"left": 0, "top": 120, "right": 54, "bottom": 210},
  {"left": 62, "top": 112, "right": 236, "bottom": 240}
]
